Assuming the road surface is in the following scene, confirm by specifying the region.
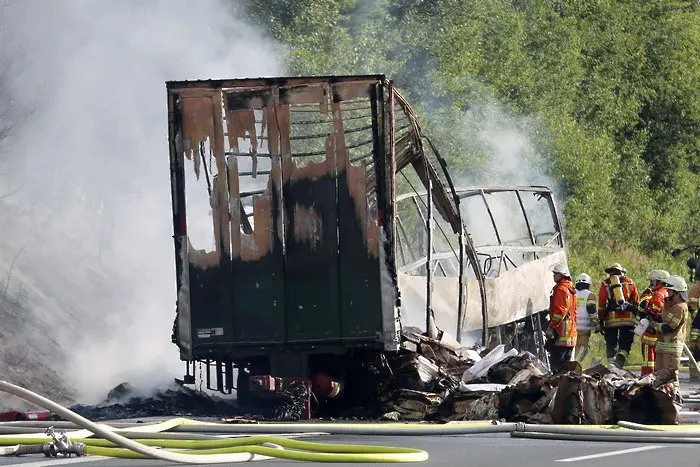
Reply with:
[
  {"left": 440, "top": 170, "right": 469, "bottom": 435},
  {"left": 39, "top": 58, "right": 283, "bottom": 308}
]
[
  {"left": 0, "top": 432, "right": 698, "bottom": 467},
  {"left": 0, "top": 378, "right": 697, "bottom": 466}
]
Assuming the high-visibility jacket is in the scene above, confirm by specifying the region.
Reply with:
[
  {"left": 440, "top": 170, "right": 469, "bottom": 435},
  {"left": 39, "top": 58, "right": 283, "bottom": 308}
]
[
  {"left": 576, "top": 289, "right": 593, "bottom": 331},
  {"left": 597, "top": 275, "right": 639, "bottom": 328},
  {"left": 655, "top": 300, "right": 687, "bottom": 355},
  {"left": 549, "top": 278, "right": 577, "bottom": 347},
  {"left": 639, "top": 284, "right": 667, "bottom": 346}
]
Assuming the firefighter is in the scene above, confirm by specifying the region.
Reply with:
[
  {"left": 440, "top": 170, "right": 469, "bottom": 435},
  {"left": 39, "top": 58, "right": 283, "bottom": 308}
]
[
  {"left": 545, "top": 262, "right": 577, "bottom": 373},
  {"left": 652, "top": 274, "right": 689, "bottom": 393},
  {"left": 573, "top": 273, "right": 600, "bottom": 362},
  {"left": 597, "top": 263, "right": 640, "bottom": 368},
  {"left": 689, "top": 268, "right": 700, "bottom": 382},
  {"left": 637, "top": 269, "right": 670, "bottom": 376}
]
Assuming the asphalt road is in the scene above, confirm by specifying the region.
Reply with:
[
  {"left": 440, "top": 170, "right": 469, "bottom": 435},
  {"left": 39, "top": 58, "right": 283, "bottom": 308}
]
[
  {"left": 0, "top": 433, "right": 698, "bottom": 467},
  {"left": 0, "top": 378, "right": 697, "bottom": 466}
]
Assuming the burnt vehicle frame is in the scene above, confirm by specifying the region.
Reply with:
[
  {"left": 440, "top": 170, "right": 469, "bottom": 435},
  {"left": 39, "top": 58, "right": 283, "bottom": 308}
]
[
  {"left": 396, "top": 185, "right": 566, "bottom": 364},
  {"left": 165, "top": 75, "right": 567, "bottom": 401}
]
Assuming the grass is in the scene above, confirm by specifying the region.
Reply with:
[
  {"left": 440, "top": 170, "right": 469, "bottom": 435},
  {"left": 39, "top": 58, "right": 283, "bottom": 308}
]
[{"left": 579, "top": 331, "right": 697, "bottom": 372}]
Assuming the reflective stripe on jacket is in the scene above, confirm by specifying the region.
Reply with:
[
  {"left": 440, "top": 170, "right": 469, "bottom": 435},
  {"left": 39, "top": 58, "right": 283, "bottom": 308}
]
[
  {"left": 597, "top": 275, "right": 639, "bottom": 327},
  {"left": 549, "top": 278, "right": 577, "bottom": 347},
  {"left": 655, "top": 300, "right": 687, "bottom": 355}
]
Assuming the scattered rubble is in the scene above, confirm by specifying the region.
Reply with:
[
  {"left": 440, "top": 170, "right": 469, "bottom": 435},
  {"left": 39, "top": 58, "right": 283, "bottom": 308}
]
[
  {"left": 69, "top": 381, "right": 240, "bottom": 421},
  {"left": 246, "top": 380, "right": 311, "bottom": 421},
  {"left": 375, "top": 331, "right": 686, "bottom": 425},
  {"left": 52, "top": 330, "right": 688, "bottom": 425}
]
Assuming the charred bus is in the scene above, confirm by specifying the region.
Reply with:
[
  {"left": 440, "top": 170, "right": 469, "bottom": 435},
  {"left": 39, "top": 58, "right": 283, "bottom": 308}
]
[{"left": 166, "top": 75, "right": 567, "bottom": 409}]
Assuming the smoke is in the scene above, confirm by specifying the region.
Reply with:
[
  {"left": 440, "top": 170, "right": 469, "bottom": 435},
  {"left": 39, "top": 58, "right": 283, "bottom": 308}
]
[
  {"left": 0, "top": 0, "right": 283, "bottom": 403},
  {"left": 453, "top": 103, "right": 553, "bottom": 188},
  {"left": 442, "top": 96, "right": 563, "bottom": 275}
]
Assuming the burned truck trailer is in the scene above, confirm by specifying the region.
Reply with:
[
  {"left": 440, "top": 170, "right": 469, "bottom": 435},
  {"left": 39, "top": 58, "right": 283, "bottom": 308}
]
[{"left": 166, "top": 75, "right": 567, "bottom": 405}]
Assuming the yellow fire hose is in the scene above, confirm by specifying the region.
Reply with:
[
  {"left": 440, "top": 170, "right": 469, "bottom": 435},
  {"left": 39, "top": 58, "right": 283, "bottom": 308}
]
[
  {"left": 1, "top": 379, "right": 699, "bottom": 462},
  {"left": 0, "top": 436, "right": 431, "bottom": 462},
  {"left": 0, "top": 380, "right": 429, "bottom": 463}
]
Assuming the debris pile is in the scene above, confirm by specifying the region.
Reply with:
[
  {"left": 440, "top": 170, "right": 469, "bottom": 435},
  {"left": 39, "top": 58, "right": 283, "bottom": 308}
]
[
  {"left": 246, "top": 379, "right": 311, "bottom": 422},
  {"left": 372, "top": 329, "right": 685, "bottom": 425},
  {"left": 57, "top": 329, "right": 687, "bottom": 425},
  {"left": 69, "top": 381, "right": 240, "bottom": 421}
]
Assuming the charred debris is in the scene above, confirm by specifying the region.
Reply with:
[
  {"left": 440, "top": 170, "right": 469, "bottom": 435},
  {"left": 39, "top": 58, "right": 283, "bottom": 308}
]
[{"left": 69, "top": 333, "right": 685, "bottom": 425}]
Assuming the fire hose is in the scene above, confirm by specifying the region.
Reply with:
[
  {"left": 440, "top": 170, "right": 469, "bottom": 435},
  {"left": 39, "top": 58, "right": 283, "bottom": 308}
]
[
  {"left": 0, "top": 380, "right": 430, "bottom": 463},
  {"left": 509, "top": 422, "right": 700, "bottom": 443},
  {"left": 1, "top": 379, "right": 699, "bottom": 463}
]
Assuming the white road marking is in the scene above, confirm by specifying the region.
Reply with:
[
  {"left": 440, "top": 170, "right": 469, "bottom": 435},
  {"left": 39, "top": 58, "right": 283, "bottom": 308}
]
[
  {"left": 13, "top": 456, "right": 108, "bottom": 467},
  {"left": 556, "top": 445, "right": 665, "bottom": 462}
]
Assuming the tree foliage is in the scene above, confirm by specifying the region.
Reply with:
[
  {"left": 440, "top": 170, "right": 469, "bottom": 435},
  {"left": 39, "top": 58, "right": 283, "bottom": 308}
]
[{"left": 236, "top": 0, "right": 700, "bottom": 281}]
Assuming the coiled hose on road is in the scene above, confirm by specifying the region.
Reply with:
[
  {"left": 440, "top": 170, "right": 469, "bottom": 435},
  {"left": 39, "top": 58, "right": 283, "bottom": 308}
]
[
  {"left": 0, "top": 379, "right": 699, "bottom": 463},
  {"left": 0, "top": 380, "right": 431, "bottom": 463}
]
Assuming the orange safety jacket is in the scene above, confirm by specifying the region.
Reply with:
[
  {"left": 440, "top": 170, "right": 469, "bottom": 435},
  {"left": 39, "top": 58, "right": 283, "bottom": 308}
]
[
  {"left": 597, "top": 275, "right": 639, "bottom": 328},
  {"left": 549, "top": 278, "right": 577, "bottom": 347},
  {"left": 639, "top": 284, "right": 668, "bottom": 346}
]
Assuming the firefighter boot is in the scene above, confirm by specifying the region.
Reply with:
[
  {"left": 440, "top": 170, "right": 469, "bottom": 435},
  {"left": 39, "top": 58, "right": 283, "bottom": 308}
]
[{"left": 614, "top": 350, "right": 628, "bottom": 369}]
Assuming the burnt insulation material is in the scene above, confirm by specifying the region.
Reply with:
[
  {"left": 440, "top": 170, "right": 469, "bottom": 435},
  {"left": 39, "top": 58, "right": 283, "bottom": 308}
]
[{"left": 69, "top": 382, "right": 241, "bottom": 421}]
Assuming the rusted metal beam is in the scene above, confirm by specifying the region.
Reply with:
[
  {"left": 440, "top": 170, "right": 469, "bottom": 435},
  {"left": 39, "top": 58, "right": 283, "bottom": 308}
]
[{"left": 166, "top": 75, "right": 388, "bottom": 92}]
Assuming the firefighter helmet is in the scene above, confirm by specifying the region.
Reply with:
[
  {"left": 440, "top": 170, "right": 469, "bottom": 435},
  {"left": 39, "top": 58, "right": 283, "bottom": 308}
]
[
  {"left": 551, "top": 262, "right": 571, "bottom": 277},
  {"left": 663, "top": 275, "right": 688, "bottom": 292},
  {"left": 648, "top": 269, "right": 670, "bottom": 282},
  {"left": 575, "top": 273, "right": 592, "bottom": 285},
  {"left": 605, "top": 262, "right": 626, "bottom": 274}
]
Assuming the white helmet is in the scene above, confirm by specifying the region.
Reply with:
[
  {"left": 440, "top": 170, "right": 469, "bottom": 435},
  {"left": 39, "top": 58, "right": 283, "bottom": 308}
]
[
  {"left": 648, "top": 269, "right": 670, "bottom": 281},
  {"left": 575, "top": 273, "right": 592, "bottom": 285},
  {"left": 663, "top": 275, "right": 689, "bottom": 301},
  {"left": 663, "top": 275, "right": 688, "bottom": 292},
  {"left": 550, "top": 262, "right": 571, "bottom": 277}
]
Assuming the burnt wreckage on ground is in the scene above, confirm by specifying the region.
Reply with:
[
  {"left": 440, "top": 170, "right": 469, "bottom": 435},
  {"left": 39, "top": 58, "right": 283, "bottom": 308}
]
[{"left": 166, "top": 75, "right": 568, "bottom": 416}]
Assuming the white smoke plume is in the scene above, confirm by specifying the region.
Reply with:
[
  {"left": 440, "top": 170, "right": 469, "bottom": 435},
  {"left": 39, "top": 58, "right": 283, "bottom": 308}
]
[
  {"left": 0, "top": 0, "right": 283, "bottom": 404},
  {"left": 449, "top": 98, "right": 563, "bottom": 273}
]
